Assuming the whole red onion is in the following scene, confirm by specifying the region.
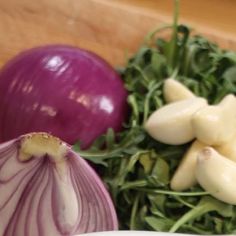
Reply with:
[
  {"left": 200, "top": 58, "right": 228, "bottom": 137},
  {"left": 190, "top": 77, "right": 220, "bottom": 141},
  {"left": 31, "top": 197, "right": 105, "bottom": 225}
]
[{"left": 0, "top": 45, "right": 128, "bottom": 148}]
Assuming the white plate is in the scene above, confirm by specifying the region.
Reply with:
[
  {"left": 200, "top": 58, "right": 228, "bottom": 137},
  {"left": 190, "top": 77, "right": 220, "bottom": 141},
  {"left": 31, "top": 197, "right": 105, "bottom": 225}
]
[
  {"left": 80, "top": 231, "right": 184, "bottom": 236},
  {"left": 80, "top": 230, "right": 230, "bottom": 236}
]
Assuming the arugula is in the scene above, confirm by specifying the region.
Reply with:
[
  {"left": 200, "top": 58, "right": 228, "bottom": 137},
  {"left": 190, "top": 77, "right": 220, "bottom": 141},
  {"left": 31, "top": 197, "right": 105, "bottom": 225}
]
[{"left": 74, "top": 0, "right": 236, "bottom": 234}]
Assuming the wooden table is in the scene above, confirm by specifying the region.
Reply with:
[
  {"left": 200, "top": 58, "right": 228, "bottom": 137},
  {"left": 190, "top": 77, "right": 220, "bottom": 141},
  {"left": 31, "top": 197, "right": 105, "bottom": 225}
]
[{"left": 0, "top": 0, "right": 236, "bottom": 66}]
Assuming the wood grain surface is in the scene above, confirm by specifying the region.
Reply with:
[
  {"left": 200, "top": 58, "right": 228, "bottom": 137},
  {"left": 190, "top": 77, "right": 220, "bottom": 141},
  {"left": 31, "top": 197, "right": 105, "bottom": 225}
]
[{"left": 0, "top": 0, "right": 236, "bottom": 66}]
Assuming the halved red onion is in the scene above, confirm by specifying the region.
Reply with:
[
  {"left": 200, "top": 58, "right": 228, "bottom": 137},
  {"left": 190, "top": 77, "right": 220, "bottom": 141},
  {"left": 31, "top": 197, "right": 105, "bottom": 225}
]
[
  {"left": 0, "top": 132, "right": 118, "bottom": 236},
  {"left": 0, "top": 45, "right": 128, "bottom": 149}
]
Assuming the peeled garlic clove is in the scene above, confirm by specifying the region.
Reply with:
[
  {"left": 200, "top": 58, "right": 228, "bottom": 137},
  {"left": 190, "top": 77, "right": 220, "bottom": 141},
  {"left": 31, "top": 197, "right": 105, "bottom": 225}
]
[
  {"left": 215, "top": 135, "right": 236, "bottom": 162},
  {"left": 192, "top": 106, "right": 223, "bottom": 145},
  {"left": 218, "top": 94, "right": 236, "bottom": 108},
  {"left": 192, "top": 94, "right": 236, "bottom": 146},
  {"left": 145, "top": 97, "right": 207, "bottom": 145},
  {"left": 0, "top": 132, "right": 117, "bottom": 236},
  {"left": 163, "top": 78, "right": 195, "bottom": 103},
  {"left": 171, "top": 140, "right": 206, "bottom": 191},
  {"left": 196, "top": 147, "right": 236, "bottom": 205}
]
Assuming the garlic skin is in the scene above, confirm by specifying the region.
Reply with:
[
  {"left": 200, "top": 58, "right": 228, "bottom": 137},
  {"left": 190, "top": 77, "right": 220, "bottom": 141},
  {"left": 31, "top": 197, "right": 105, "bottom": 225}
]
[
  {"left": 192, "top": 94, "right": 236, "bottom": 146},
  {"left": 163, "top": 78, "right": 195, "bottom": 103},
  {"left": 145, "top": 97, "right": 207, "bottom": 145},
  {"left": 171, "top": 140, "right": 206, "bottom": 191},
  {"left": 0, "top": 133, "right": 117, "bottom": 236},
  {"left": 196, "top": 147, "right": 236, "bottom": 205}
]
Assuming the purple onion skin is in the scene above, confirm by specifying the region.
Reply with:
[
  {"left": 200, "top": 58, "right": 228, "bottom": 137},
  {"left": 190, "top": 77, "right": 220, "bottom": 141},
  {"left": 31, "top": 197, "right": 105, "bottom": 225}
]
[
  {"left": 0, "top": 133, "right": 118, "bottom": 235},
  {"left": 0, "top": 45, "right": 128, "bottom": 148}
]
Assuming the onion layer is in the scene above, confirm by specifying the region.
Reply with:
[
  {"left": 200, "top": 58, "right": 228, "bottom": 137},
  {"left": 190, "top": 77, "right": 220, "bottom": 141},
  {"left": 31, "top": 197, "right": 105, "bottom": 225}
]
[
  {"left": 0, "top": 132, "right": 118, "bottom": 236},
  {"left": 0, "top": 45, "right": 128, "bottom": 148}
]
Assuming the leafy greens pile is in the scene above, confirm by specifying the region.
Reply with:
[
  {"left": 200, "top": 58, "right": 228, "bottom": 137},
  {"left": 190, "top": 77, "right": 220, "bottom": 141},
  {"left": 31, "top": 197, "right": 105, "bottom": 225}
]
[{"left": 74, "top": 2, "right": 236, "bottom": 234}]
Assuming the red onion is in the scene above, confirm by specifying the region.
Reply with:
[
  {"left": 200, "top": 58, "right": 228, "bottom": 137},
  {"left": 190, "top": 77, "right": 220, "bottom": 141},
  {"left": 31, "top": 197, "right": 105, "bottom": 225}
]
[
  {"left": 0, "top": 45, "right": 128, "bottom": 148},
  {"left": 0, "top": 132, "right": 118, "bottom": 235}
]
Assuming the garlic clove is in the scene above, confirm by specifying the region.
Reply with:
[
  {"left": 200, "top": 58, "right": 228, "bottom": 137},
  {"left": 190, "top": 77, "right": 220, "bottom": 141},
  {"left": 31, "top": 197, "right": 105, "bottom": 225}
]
[
  {"left": 215, "top": 135, "right": 236, "bottom": 162},
  {"left": 191, "top": 106, "right": 223, "bottom": 145},
  {"left": 145, "top": 97, "right": 207, "bottom": 145},
  {"left": 163, "top": 78, "right": 195, "bottom": 103},
  {"left": 170, "top": 140, "right": 206, "bottom": 191},
  {"left": 192, "top": 94, "right": 236, "bottom": 146},
  {"left": 196, "top": 147, "right": 236, "bottom": 205},
  {"left": 218, "top": 94, "right": 236, "bottom": 108}
]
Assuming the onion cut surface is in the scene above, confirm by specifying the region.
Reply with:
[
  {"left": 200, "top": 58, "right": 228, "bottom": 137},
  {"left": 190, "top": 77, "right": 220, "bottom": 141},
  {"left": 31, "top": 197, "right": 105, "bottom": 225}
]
[{"left": 0, "top": 132, "right": 118, "bottom": 236}]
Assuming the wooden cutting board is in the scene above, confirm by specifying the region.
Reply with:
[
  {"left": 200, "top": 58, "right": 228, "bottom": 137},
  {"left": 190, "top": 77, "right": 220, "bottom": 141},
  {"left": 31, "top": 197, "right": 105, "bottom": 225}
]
[{"left": 0, "top": 0, "right": 236, "bottom": 66}]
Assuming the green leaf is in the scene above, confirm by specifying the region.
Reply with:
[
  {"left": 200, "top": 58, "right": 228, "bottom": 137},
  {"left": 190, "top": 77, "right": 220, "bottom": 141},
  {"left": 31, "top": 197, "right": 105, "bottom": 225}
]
[
  {"left": 222, "top": 66, "right": 236, "bottom": 93},
  {"left": 223, "top": 51, "right": 236, "bottom": 63},
  {"left": 148, "top": 194, "right": 166, "bottom": 215},
  {"left": 169, "top": 196, "right": 233, "bottom": 233},
  {"left": 151, "top": 157, "right": 170, "bottom": 186},
  {"left": 105, "top": 128, "right": 115, "bottom": 150},
  {"left": 139, "top": 152, "right": 155, "bottom": 174},
  {"left": 145, "top": 216, "right": 174, "bottom": 231}
]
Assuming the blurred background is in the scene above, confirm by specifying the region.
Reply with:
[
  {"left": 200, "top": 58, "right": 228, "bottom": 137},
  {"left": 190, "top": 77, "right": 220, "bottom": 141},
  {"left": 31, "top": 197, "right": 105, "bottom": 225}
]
[{"left": 1, "top": 0, "right": 236, "bottom": 66}]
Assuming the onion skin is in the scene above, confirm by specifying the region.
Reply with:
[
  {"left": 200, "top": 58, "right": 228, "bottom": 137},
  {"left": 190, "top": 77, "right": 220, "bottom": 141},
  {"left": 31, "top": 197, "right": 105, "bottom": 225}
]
[
  {"left": 0, "top": 132, "right": 118, "bottom": 236},
  {"left": 0, "top": 45, "right": 128, "bottom": 148}
]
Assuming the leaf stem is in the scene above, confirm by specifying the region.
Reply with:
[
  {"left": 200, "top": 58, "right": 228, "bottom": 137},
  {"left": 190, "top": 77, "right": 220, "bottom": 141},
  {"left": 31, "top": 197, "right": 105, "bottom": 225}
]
[
  {"left": 136, "top": 188, "right": 209, "bottom": 196},
  {"left": 143, "top": 82, "right": 162, "bottom": 124},
  {"left": 130, "top": 194, "right": 140, "bottom": 230},
  {"left": 168, "top": 0, "right": 179, "bottom": 68},
  {"left": 144, "top": 24, "right": 172, "bottom": 45}
]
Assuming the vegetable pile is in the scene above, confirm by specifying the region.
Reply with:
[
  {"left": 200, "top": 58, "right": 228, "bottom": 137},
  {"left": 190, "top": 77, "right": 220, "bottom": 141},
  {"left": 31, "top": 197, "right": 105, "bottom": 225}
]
[
  {"left": 75, "top": 3, "right": 236, "bottom": 235},
  {"left": 1, "top": 0, "right": 236, "bottom": 235}
]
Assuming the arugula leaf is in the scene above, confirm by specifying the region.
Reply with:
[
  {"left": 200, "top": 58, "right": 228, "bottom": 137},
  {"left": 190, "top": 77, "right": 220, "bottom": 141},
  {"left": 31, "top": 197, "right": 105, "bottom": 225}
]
[
  {"left": 145, "top": 216, "right": 174, "bottom": 231},
  {"left": 169, "top": 196, "right": 233, "bottom": 233}
]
